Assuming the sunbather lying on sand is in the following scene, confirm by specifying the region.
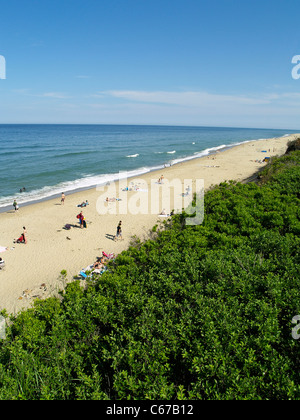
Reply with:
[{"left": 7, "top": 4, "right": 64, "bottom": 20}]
[
  {"left": 105, "top": 197, "right": 122, "bottom": 202},
  {"left": 77, "top": 200, "right": 89, "bottom": 207},
  {"left": 93, "top": 260, "right": 104, "bottom": 270},
  {"left": 92, "top": 255, "right": 109, "bottom": 270}
]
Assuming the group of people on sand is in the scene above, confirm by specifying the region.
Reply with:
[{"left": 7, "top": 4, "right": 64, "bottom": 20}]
[
  {"left": 76, "top": 211, "right": 87, "bottom": 228},
  {"left": 61, "top": 191, "right": 122, "bottom": 240},
  {"left": 10, "top": 198, "right": 27, "bottom": 245},
  {"left": 92, "top": 254, "right": 109, "bottom": 271},
  {"left": 75, "top": 200, "right": 122, "bottom": 241},
  {"left": 10, "top": 192, "right": 123, "bottom": 248},
  {"left": 157, "top": 175, "right": 164, "bottom": 184},
  {"left": 106, "top": 197, "right": 122, "bottom": 202},
  {"left": 80, "top": 251, "right": 116, "bottom": 278}
]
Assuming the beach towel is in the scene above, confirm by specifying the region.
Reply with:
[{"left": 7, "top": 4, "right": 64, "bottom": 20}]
[
  {"left": 79, "top": 264, "right": 94, "bottom": 279},
  {"left": 79, "top": 270, "right": 87, "bottom": 278},
  {"left": 0, "top": 247, "right": 7, "bottom": 253}
]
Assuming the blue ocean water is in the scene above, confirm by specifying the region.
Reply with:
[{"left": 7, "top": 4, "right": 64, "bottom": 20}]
[{"left": 0, "top": 124, "right": 297, "bottom": 209}]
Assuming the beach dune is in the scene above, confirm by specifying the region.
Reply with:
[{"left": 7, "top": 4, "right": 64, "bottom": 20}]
[{"left": 0, "top": 134, "right": 298, "bottom": 314}]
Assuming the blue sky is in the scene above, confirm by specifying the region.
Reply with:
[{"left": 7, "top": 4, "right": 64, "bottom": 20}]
[{"left": 0, "top": 0, "right": 300, "bottom": 128}]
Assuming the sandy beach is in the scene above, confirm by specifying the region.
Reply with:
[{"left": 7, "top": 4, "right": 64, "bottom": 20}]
[{"left": 0, "top": 133, "right": 298, "bottom": 314}]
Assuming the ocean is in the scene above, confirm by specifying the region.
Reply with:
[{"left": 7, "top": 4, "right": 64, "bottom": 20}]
[{"left": 0, "top": 124, "right": 297, "bottom": 210}]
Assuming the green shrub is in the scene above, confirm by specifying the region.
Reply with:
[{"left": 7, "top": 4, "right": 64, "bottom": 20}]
[{"left": 0, "top": 151, "right": 299, "bottom": 400}]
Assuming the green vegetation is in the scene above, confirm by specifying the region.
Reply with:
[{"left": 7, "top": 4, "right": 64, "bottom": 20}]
[{"left": 0, "top": 151, "right": 299, "bottom": 400}]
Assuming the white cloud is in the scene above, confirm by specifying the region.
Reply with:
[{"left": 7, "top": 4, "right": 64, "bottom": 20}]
[
  {"left": 41, "top": 92, "right": 70, "bottom": 99},
  {"left": 99, "top": 90, "right": 273, "bottom": 106},
  {"left": 11, "top": 90, "right": 70, "bottom": 99},
  {"left": 97, "top": 89, "right": 300, "bottom": 108},
  {"left": 5, "top": 88, "right": 300, "bottom": 128},
  {"left": 81, "top": 89, "right": 300, "bottom": 128}
]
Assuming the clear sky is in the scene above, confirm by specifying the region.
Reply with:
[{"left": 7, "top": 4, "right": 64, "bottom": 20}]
[{"left": 0, "top": 0, "right": 300, "bottom": 128}]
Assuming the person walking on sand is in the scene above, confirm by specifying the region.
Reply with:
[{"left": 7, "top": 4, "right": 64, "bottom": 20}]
[
  {"left": 13, "top": 199, "right": 19, "bottom": 211},
  {"left": 114, "top": 221, "right": 123, "bottom": 241},
  {"left": 61, "top": 192, "right": 65, "bottom": 205}
]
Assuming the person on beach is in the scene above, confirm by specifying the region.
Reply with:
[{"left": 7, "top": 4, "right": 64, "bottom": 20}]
[
  {"left": 114, "top": 221, "right": 123, "bottom": 241},
  {"left": 77, "top": 200, "right": 89, "bottom": 207},
  {"left": 13, "top": 200, "right": 19, "bottom": 211},
  {"left": 93, "top": 260, "right": 104, "bottom": 270},
  {"left": 14, "top": 227, "right": 27, "bottom": 244},
  {"left": 77, "top": 211, "right": 83, "bottom": 228},
  {"left": 158, "top": 175, "right": 164, "bottom": 184},
  {"left": 106, "top": 197, "right": 122, "bottom": 202},
  {"left": 77, "top": 211, "right": 87, "bottom": 228},
  {"left": 61, "top": 193, "right": 65, "bottom": 205},
  {"left": 93, "top": 255, "right": 108, "bottom": 270}
]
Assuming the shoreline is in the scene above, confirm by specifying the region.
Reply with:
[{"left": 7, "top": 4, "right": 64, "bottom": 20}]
[
  {"left": 0, "top": 134, "right": 293, "bottom": 213},
  {"left": 0, "top": 133, "right": 298, "bottom": 314}
]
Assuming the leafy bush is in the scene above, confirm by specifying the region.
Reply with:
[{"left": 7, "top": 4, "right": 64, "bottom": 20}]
[{"left": 0, "top": 152, "right": 299, "bottom": 400}]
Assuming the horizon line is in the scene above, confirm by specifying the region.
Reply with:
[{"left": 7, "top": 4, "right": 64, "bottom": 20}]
[{"left": 0, "top": 122, "right": 299, "bottom": 131}]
